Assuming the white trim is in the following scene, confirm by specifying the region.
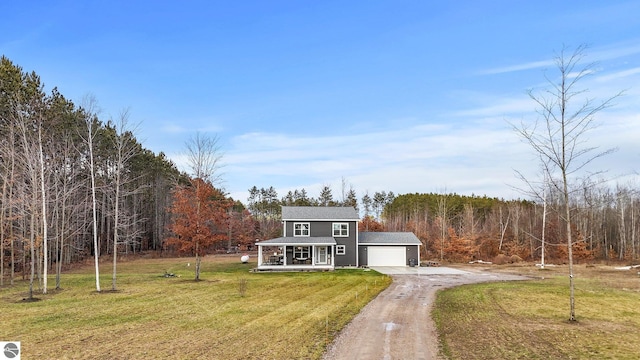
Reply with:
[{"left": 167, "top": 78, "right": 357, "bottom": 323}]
[
  {"left": 355, "top": 221, "right": 359, "bottom": 267},
  {"left": 367, "top": 246, "right": 407, "bottom": 266},
  {"left": 332, "top": 222, "right": 349, "bottom": 237},
  {"left": 293, "top": 222, "right": 310, "bottom": 237},
  {"left": 316, "top": 246, "right": 328, "bottom": 264},
  {"left": 294, "top": 245, "right": 311, "bottom": 259},
  {"left": 257, "top": 264, "right": 334, "bottom": 270},
  {"left": 336, "top": 245, "right": 346, "bottom": 255},
  {"left": 359, "top": 243, "right": 421, "bottom": 246},
  {"left": 284, "top": 218, "right": 359, "bottom": 222}
]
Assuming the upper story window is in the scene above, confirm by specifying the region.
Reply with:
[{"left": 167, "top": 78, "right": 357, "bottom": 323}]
[
  {"left": 294, "top": 223, "right": 310, "bottom": 237},
  {"left": 332, "top": 223, "right": 349, "bottom": 237}
]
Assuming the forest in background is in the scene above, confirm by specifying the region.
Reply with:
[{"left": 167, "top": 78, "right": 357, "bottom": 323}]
[
  {"left": 1, "top": 56, "right": 639, "bottom": 289},
  {"left": 0, "top": 56, "right": 193, "bottom": 288}
]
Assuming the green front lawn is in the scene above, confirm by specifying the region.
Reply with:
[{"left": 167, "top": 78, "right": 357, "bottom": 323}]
[
  {"left": 1, "top": 256, "right": 391, "bottom": 359},
  {"left": 433, "top": 265, "right": 640, "bottom": 359}
]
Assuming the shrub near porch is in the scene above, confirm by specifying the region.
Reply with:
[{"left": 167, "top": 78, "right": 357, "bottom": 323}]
[{"left": 0, "top": 256, "right": 391, "bottom": 360}]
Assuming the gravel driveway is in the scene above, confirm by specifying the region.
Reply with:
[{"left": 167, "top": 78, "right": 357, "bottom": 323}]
[{"left": 323, "top": 267, "right": 528, "bottom": 360}]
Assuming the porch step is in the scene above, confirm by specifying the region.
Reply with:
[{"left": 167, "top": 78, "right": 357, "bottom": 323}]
[{"left": 251, "top": 267, "right": 334, "bottom": 273}]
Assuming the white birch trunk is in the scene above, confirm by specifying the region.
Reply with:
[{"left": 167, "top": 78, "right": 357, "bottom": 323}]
[
  {"left": 541, "top": 186, "right": 547, "bottom": 269},
  {"left": 90, "top": 132, "right": 100, "bottom": 292},
  {"left": 38, "top": 124, "right": 48, "bottom": 294}
]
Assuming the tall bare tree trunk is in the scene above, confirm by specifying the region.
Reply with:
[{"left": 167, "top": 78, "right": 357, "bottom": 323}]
[
  {"left": 1, "top": 158, "right": 6, "bottom": 287},
  {"left": 110, "top": 109, "right": 141, "bottom": 290},
  {"left": 514, "top": 44, "right": 620, "bottom": 321},
  {"left": 562, "top": 172, "right": 575, "bottom": 321},
  {"left": 29, "top": 194, "right": 36, "bottom": 300},
  {"left": 18, "top": 109, "right": 38, "bottom": 299},
  {"left": 437, "top": 195, "right": 447, "bottom": 262},
  {"left": 540, "top": 185, "right": 547, "bottom": 269},
  {"left": 90, "top": 132, "right": 100, "bottom": 292},
  {"left": 112, "top": 172, "right": 119, "bottom": 290},
  {"left": 82, "top": 97, "right": 101, "bottom": 292},
  {"left": 9, "top": 126, "right": 16, "bottom": 285},
  {"left": 498, "top": 206, "right": 510, "bottom": 252},
  {"left": 632, "top": 201, "right": 637, "bottom": 260},
  {"left": 38, "top": 123, "right": 48, "bottom": 294}
]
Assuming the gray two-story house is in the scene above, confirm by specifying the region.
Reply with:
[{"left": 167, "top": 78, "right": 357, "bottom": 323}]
[{"left": 255, "top": 206, "right": 421, "bottom": 271}]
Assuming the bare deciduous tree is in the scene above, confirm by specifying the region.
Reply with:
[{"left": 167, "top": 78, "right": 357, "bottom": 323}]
[
  {"left": 436, "top": 194, "right": 449, "bottom": 262},
  {"left": 110, "top": 108, "right": 142, "bottom": 291},
  {"left": 185, "top": 132, "right": 224, "bottom": 185},
  {"left": 80, "top": 95, "right": 102, "bottom": 292},
  {"left": 514, "top": 44, "right": 621, "bottom": 321}
]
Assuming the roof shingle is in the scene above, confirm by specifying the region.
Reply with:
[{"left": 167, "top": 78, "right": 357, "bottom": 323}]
[
  {"left": 281, "top": 206, "right": 359, "bottom": 220},
  {"left": 255, "top": 237, "right": 337, "bottom": 245},
  {"left": 358, "top": 232, "right": 422, "bottom": 245}
]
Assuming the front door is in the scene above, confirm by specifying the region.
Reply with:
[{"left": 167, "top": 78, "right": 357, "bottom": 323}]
[{"left": 316, "top": 246, "right": 328, "bottom": 264}]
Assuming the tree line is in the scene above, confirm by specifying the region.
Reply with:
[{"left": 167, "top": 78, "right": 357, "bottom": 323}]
[
  {"left": 0, "top": 56, "right": 186, "bottom": 293},
  {"left": 382, "top": 187, "right": 639, "bottom": 264},
  {"left": 2, "top": 46, "right": 636, "bottom": 296},
  {"left": 242, "top": 183, "right": 640, "bottom": 265}
]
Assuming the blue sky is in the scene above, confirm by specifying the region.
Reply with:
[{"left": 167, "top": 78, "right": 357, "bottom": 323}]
[{"left": 2, "top": 1, "right": 640, "bottom": 202}]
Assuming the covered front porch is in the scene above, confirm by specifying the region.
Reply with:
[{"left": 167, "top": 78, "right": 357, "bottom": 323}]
[{"left": 255, "top": 237, "right": 335, "bottom": 271}]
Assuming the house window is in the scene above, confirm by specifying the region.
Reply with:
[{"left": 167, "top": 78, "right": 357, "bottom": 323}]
[
  {"left": 336, "top": 245, "right": 346, "bottom": 255},
  {"left": 294, "top": 223, "right": 310, "bottom": 237},
  {"left": 332, "top": 223, "right": 349, "bottom": 237},
  {"left": 294, "top": 246, "right": 310, "bottom": 259}
]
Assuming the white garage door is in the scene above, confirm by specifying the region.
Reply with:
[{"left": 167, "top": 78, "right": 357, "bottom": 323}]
[{"left": 368, "top": 246, "right": 406, "bottom": 266}]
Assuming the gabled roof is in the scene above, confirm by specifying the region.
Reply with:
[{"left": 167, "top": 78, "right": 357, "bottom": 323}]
[
  {"left": 281, "top": 206, "right": 359, "bottom": 221},
  {"left": 358, "top": 232, "right": 422, "bottom": 245},
  {"left": 255, "top": 237, "right": 337, "bottom": 246}
]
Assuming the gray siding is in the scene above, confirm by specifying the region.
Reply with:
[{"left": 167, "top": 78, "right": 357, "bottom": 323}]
[
  {"left": 406, "top": 245, "right": 420, "bottom": 265},
  {"left": 358, "top": 246, "right": 368, "bottom": 267},
  {"left": 283, "top": 220, "right": 357, "bottom": 267},
  {"left": 334, "top": 221, "right": 357, "bottom": 267},
  {"left": 284, "top": 220, "right": 338, "bottom": 237}
]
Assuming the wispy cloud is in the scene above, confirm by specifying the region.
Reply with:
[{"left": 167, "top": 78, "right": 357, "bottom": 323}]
[
  {"left": 220, "top": 74, "right": 640, "bottom": 202},
  {"left": 595, "top": 67, "right": 640, "bottom": 83},
  {"left": 478, "top": 41, "right": 640, "bottom": 76},
  {"left": 223, "top": 122, "right": 534, "bottom": 201},
  {"left": 448, "top": 95, "right": 532, "bottom": 118},
  {"left": 478, "top": 59, "right": 554, "bottom": 75},
  {"left": 590, "top": 41, "right": 640, "bottom": 62}
]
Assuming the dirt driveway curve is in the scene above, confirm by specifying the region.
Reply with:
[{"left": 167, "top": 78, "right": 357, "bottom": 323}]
[{"left": 323, "top": 267, "right": 528, "bottom": 360}]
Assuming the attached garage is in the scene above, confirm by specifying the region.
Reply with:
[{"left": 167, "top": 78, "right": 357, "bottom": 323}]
[
  {"left": 367, "top": 246, "right": 406, "bottom": 266},
  {"left": 358, "top": 232, "right": 422, "bottom": 267}
]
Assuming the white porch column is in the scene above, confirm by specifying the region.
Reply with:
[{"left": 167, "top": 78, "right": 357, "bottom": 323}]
[
  {"left": 283, "top": 246, "right": 287, "bottom": 267},
  {"left": 311, "top": 245, "right": 316, "bottom": 267},
  {"left": 331, "top": 245, "right": 334, "bottom": 265},
  {"left": 257, "top": 245, "right": 263, "bottom": 266}
]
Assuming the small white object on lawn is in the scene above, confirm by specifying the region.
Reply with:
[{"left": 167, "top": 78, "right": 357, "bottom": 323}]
[{"left": 241, "top": 254, "right": 250, "bottom": 263}]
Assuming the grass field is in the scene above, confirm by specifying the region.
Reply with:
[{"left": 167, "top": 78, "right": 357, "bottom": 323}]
[
  {"left": 433, "top": 264, "right": 640, "bottom": 360},
  {"left": 0, "top": 255, "right": 391, "bottom": 359}
]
